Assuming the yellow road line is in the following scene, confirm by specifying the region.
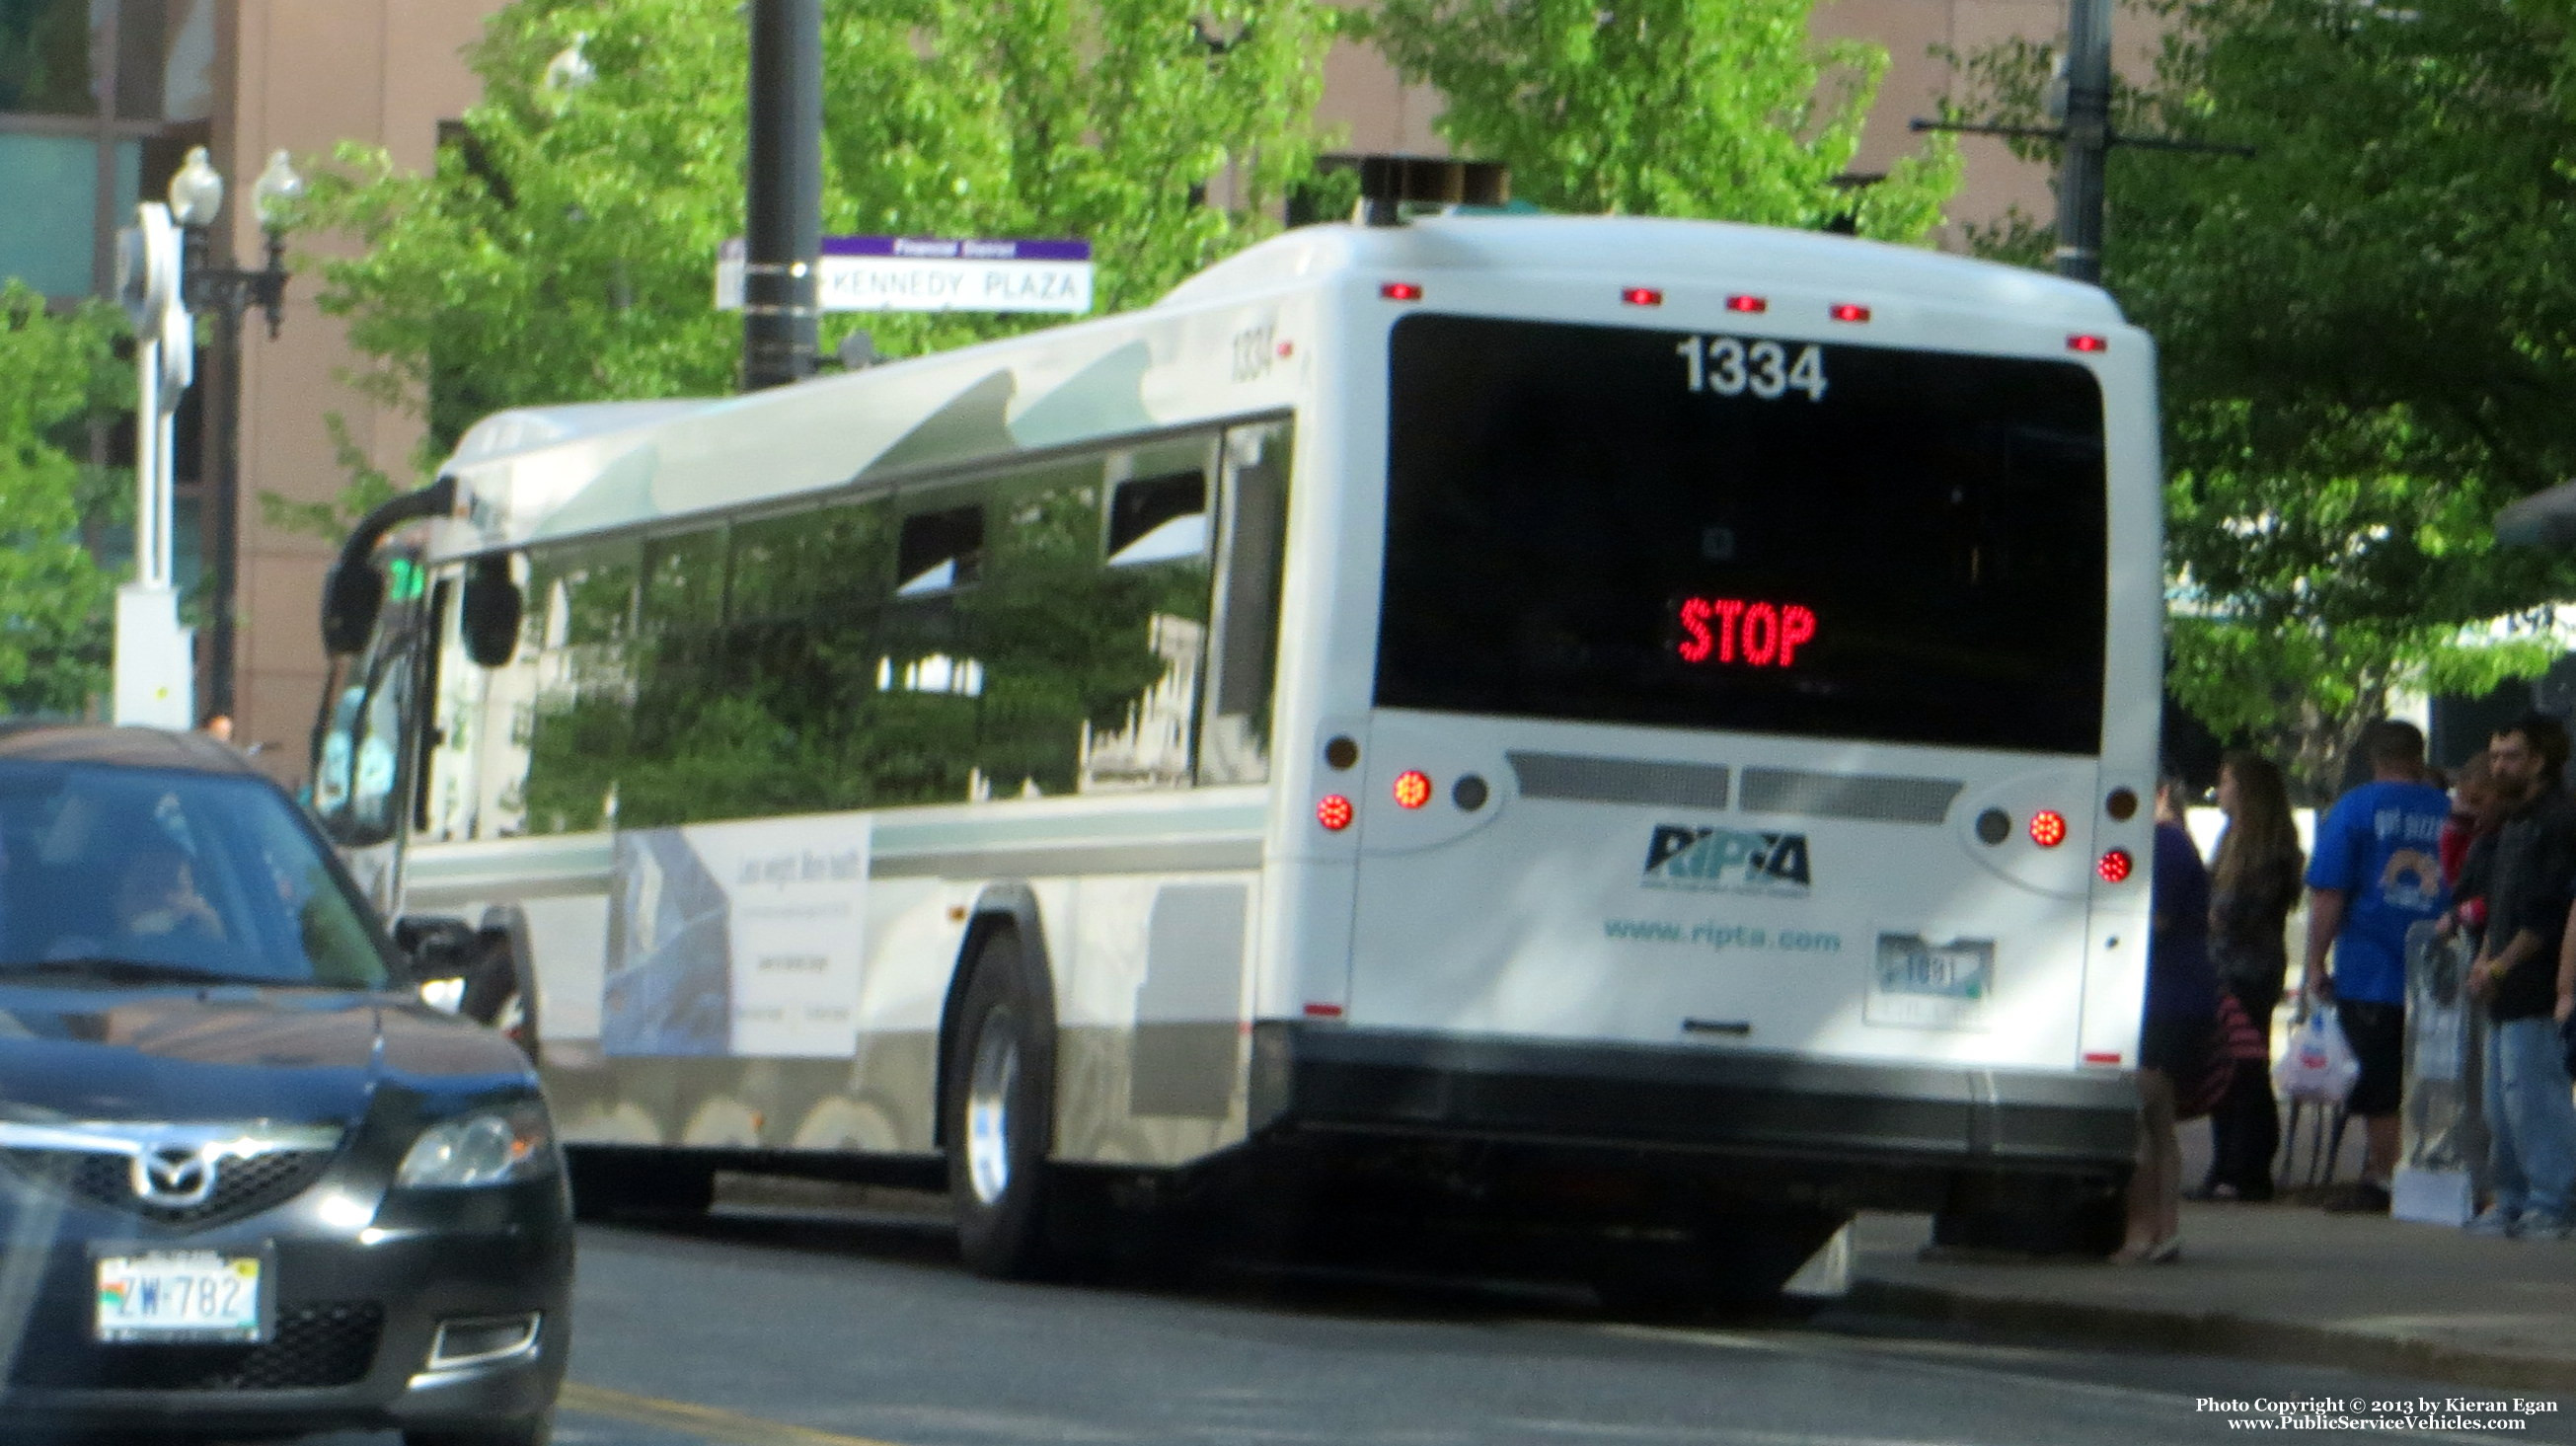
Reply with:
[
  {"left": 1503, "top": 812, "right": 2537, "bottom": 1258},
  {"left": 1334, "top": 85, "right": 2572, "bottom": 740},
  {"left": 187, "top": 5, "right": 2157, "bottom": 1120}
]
[{"left": 560, "top": 1381, "right": 912, "bottom": 1446}]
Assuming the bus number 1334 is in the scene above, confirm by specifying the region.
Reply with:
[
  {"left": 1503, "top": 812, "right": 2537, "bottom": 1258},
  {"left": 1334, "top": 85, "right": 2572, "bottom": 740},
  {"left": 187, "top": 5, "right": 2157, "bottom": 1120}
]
[{"left": 1677, "top": 337, "right": 1827, "bottom": 402}]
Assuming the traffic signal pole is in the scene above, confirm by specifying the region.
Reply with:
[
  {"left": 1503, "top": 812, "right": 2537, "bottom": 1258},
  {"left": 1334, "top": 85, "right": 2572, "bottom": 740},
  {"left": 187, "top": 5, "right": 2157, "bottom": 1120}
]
[
  {"left": 741, "top": 0, "right": 821, "bottom": 391},
  {"left": 2055, "top": 0, "right": 2112, "bottom": 284},
  {"left": 1910, "top": 0, "right": 2249, "bottom": 290}
]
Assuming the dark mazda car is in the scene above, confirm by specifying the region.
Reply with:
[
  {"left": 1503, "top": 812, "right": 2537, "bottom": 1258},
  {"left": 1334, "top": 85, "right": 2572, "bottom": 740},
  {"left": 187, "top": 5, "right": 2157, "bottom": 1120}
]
[{"left": 0, "top": 725, "right": 570, "bottom": 1445}]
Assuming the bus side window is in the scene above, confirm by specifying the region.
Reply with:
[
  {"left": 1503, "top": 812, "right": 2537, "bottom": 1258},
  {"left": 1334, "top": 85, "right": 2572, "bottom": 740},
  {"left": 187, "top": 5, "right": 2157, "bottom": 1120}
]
[
  {"left": 343, "top": 629, "right": 415, "bottom": 846},
  {"left": 894, "top": 505, "right": 983, "bottom": 595},
  {"left": 1200, "top": 421, "right": 1290, "bottom": 786},
  {"left": 311, "top": 682, "right": 364, "bottom": 830},
  {"left": 1076, "top": 437, "right": 1217, "bottom": 794},
  {"left": 513, "top": 541, "right": 641, "bottom": 835}
]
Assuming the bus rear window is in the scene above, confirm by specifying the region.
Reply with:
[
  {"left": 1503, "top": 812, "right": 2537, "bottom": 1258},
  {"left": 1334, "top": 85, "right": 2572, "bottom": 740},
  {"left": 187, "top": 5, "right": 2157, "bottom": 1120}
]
[{"left": 1378, "top": 313, "right": 2107, "bottom": 754}]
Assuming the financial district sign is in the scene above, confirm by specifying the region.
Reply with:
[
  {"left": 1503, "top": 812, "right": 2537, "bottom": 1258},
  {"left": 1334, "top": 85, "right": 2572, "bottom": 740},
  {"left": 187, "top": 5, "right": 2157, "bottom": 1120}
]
[{"left": 716, "top": 236, "right": 1093, "bottom": 315}]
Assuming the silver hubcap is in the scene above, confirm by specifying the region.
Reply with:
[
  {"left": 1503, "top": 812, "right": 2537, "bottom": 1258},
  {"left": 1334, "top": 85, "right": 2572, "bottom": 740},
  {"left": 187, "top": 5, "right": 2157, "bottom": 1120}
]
[{"left": 964, "top": 1016, "right": 1019, "bottom": 1206}]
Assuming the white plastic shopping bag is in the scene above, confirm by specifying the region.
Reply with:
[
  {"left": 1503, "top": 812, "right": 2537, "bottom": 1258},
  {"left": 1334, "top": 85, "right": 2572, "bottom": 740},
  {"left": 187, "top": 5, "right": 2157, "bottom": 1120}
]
[{"left": 2272, "top": 1005, "right": 2362, "bottom": 1104}]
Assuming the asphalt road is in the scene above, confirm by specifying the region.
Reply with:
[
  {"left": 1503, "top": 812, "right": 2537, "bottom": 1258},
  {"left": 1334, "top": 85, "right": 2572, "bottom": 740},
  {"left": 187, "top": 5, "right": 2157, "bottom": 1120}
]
[{"left": 289, "top": 1190, "right": 2575, "bottom": 1446}]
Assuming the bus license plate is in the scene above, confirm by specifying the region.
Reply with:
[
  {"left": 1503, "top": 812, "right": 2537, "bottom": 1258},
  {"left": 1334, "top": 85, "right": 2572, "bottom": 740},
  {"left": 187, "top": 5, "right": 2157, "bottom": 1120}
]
[
  {"left": 96, "top": 1253, "right": 264, "bottom": 1343},
  {"left": 1869, "top": 934, "right": 1995, "bottom": 1029},
  {"left": 1875, "top": 935, "right": 1993, "bottom": 998}
]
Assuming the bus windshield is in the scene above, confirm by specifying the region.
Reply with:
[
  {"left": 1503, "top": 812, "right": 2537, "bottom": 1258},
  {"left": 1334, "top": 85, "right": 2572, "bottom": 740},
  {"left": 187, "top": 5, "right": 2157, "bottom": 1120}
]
[{"left": 1377, "top": 313, "right": 2108, "bottom": 755}]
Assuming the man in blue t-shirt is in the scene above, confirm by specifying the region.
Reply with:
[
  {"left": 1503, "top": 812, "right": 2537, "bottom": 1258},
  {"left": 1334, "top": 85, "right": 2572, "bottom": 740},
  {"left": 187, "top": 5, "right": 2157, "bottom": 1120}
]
[{"left": 2303, "top": 719, "right": 2452, "bottom": 1212}]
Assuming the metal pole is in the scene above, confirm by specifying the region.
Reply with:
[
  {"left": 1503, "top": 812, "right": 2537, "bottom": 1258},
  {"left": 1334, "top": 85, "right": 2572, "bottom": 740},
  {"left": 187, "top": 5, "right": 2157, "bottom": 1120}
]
[
  {"left": 206, "top": 296, "right": 241, "bottom": 717},
  {"left": 134, "top": 329, "right": 160, "bottom": 590},
  {"left": 741, "top": 0, "right": 821, "bottom": 391},
  {"left": 2056, "top": 0, "right": 2113, "bottom": 285}
]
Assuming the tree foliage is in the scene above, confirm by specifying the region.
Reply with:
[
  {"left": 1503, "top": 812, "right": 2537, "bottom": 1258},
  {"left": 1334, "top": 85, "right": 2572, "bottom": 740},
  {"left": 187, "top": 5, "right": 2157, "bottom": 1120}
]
[
  {"left": 1955, "top": 0, "right": 2576, "bottom": 794},
  {"left": 0, "top": 281, "right": 128, "bottom": 717},
  {"left": 293, "top": 0, "right": 1337, "bottom": 462},
  {"left": 1360, "top": 0, "right": 1957, "bottom": 240}
]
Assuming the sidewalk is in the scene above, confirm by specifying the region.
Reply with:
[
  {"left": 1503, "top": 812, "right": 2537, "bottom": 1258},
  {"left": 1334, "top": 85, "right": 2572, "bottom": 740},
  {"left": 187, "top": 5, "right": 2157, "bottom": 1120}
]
[{"left": 1846, "top": 1203, "right": 2576, "bottom": 1393}]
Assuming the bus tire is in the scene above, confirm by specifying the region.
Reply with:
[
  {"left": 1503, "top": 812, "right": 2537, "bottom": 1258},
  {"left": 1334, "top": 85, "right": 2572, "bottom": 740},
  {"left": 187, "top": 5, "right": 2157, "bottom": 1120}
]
[{"left": 944, "top": 926, "right": 1060, "bottom": 1279}]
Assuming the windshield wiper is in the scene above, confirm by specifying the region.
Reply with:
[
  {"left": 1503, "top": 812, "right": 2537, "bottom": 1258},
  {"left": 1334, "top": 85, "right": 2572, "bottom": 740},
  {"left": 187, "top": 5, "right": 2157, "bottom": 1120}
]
[{"left": 0, "top": 957, "right": 260, "bottom": 988}]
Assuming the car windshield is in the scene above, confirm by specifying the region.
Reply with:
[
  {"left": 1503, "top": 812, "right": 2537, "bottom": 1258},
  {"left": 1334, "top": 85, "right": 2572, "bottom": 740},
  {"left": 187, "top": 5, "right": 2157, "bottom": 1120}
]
[{"left": 0, "top": 760, "right": 397, "bottom": 989}]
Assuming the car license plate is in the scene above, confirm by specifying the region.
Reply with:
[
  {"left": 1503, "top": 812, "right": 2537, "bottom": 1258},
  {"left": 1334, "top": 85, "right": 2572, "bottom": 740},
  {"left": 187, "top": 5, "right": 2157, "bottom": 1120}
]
[
  {"left": 1868, "top": 933, "right": 1996, "bottom": 1028},
  {"left": 96, "top": 1253, "right": 264, "bottom": 1343}
]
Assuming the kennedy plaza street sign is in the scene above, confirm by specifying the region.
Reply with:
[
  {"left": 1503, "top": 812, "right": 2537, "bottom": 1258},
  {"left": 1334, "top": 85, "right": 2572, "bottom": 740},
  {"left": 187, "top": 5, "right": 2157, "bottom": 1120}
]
[{"left": 717, "top": 235, "right": 1094, "bottom": 314}]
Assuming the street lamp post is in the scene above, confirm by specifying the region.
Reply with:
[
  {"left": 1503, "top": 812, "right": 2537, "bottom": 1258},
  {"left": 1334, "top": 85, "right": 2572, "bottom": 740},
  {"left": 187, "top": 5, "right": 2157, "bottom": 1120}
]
[{"left": 167, "top": 146, "right": 300, "bottom": 723}]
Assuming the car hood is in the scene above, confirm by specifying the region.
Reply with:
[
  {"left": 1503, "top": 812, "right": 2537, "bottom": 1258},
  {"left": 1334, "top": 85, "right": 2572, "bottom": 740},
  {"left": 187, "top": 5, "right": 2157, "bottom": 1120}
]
[{"left": 0, "top": 985, "right": 532, "bottom": 1127}]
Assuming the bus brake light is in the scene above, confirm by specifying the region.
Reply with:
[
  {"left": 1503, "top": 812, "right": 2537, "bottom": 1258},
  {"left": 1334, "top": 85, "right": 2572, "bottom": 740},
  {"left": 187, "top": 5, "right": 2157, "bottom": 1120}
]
[
  {"left": 1318, "top": 795, "right": 1355, "bottom": 831},
  {"left": 1830, "top": 303, "right": 1870, "bottom": 323},
  {"left": 1381, "top": 281, "right": 1423, "bottom": 302},
  {"left": 2069, "top": 334, "right": 2107, "bottom": 352},
  {"left": 2097, "top": 849, "right": 2133, "bottom": 883},
  {"left": 1393, "top": 771, "right": 1433, "bottom": 808},
  {"left": 1623, "top": 287, "right": 1663, "bottom": 307},
  {"left": 2029, "top": 810, "right": 2068, "bottom": 848},
  {"left": 1724, "top": 294, "right": 1767, "bottom": 314}
]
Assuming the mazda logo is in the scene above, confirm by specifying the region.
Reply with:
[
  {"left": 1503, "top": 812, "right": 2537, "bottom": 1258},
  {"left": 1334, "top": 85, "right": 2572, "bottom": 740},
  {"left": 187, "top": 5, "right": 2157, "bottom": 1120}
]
[{"left": 131, "top": 1144, "right": 219, "bottom": 1207}]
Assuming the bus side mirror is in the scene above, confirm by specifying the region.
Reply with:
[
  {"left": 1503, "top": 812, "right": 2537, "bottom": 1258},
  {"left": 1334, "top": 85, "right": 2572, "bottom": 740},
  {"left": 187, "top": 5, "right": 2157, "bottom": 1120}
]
[
  {"left": 320, "top": 556, "right": 384, "bottom": 656},
  {"left": 319, "top": 477, "right": 458, "bottom": 657},
  {"left": 461, "top": 555, "right": 523, "bottom": 667}
]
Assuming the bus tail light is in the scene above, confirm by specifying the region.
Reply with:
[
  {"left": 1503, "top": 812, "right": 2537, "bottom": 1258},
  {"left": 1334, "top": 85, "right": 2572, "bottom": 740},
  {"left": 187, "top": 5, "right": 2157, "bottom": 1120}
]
[
  {"left": 1317, "top": 795, "right": 1355, "bottom": 831},
  {"left": 2069, "top": 334, "right": 2107, "bottom": 352},
  {"left": 1829, "top": 303, "right": 1870, "bottom": 323},
  {"left": 1381, "top": 281, "right": 1423, "bottom": 302},
  {"left": 2028, "top": 810, "right": 2068, "bottom": 848},
  {"left": 1724, "top": 294, "right": 1767, "bottom": 314},
  {"left": 1622, "top": 287, "right": 1663, "bottom": 307},
  {"left": 2097, "top": 849, "right": 2133, "bottom": 883},
  {"left": 1393, "top": 771, "right": 1433, "bottom": 808}
]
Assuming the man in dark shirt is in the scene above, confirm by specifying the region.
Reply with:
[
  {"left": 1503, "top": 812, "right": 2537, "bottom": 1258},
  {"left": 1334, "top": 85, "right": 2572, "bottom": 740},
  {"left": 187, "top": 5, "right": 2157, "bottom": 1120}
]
[{"left": 2468, "top": 713, "right": 2576, "bottom": 1239}]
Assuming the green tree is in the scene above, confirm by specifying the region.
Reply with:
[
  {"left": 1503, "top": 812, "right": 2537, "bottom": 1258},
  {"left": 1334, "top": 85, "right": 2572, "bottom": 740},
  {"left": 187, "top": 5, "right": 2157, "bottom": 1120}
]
[
  {"left": 1359, "top": 0, "right": 1958, "bottom": 240},
  {"left": 0, "top": 281, "right": 128, "bottom": 717},
  {"left": 291, "top": 0, "right": 1336, "bottom": 466},
  {"left": 1953, "top": 0, "right": 2576, "bottom": 794}
]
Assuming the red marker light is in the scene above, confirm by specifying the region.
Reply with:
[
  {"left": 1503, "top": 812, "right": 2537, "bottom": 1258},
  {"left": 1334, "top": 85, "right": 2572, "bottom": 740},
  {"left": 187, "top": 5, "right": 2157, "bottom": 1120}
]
[
  {"left": 2083, "top": 1050, "right": 2125, "bottom": 1066},
  {"left": 1724, "top": 294, "right": 1768, "bottom": 314},
  {"left": 1317, "top": 795, "right": 1355, "bottom": 831},
  {"left": 1381, "top": 281, "right": 1423, "bottom": 302},
  {"left": 2069, "top": 334, "right": 2107, "bottom": 353},
  {"left": 1393, "top": 771, "right": 1433, "bottom": 809},
  {"left": 1622, "top": 287, "right": 1663, "bottom": 307},
  {"left": 2097, "top": 848, "right": 2134, "bottom": 883},
  {"left": 1304, "top": 1002, "right": 1345, "bottom": 1019},
  {"left": 2029, "top": 810, "right": 2068, "bottom": 848},
  {"left": 1830, "top": 303, "right": 1870, "bottom": 323}
]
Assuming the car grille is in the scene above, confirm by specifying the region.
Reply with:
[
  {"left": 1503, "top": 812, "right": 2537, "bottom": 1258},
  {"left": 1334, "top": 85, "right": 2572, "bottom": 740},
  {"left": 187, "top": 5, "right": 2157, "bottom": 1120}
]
[
  {"left": 9, "top": 1300, "right": 385, "bottom": 1391},
  {"left": 0, "top": 1147, "right": 335, "bottom": 1230}
]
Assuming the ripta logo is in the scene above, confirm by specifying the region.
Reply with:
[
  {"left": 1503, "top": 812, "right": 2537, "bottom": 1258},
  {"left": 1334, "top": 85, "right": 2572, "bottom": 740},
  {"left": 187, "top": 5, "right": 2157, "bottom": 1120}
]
[{"left": 1642, "top": 824, "right": 1812, "bottom": 894}]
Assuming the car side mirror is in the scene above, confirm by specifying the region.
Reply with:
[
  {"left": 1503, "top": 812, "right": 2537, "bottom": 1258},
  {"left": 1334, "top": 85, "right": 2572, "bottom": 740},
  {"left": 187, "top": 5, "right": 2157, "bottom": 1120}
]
[
  {"left": 461, "top": 554, "right": 523, "bottom": 668},
  {"left": 394, "top": 915, "right": 481, "bottom": 982}
]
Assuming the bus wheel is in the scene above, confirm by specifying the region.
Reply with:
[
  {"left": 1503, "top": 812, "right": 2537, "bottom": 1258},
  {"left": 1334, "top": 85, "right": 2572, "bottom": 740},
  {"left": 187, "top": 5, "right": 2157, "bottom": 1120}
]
[{"left": 944, "top": 928, "right": 1058, "bottom": 1278}]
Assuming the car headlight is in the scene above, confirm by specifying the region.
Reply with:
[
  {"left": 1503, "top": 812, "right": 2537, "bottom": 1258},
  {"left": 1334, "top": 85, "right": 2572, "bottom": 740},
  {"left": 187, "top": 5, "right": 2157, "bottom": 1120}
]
[{"left": 398, "top": 1102, "right": 558, "bottom": 1188}]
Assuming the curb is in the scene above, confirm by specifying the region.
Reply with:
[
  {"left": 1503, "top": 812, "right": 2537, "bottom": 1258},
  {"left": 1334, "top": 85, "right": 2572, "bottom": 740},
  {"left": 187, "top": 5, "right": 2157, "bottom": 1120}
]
[{"left": 1846, "top": 1278, "right": 2576, "bottom": 1396}]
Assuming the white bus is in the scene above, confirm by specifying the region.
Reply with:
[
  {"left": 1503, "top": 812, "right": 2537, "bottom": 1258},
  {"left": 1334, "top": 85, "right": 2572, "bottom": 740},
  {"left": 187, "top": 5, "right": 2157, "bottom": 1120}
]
[{"left": 312, "top": 189, "right": 2162, "bottom": 1298}]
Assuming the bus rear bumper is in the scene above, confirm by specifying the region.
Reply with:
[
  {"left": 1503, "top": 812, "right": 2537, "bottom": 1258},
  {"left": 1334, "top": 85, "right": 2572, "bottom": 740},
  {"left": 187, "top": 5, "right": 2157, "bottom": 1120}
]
[{"left": 1247, "top": 1023, "right": 2138, "bottom": 1211}]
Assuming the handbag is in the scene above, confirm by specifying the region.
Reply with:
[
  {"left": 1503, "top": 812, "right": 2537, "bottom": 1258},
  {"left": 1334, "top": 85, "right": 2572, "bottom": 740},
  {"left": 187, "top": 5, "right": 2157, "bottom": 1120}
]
[
  {"left": 2272, "top": 1004, "right": 2361, "bottom": 1104},
  {"left": 2175, "top": 992, "right": 2261, "bottom": 1120}
]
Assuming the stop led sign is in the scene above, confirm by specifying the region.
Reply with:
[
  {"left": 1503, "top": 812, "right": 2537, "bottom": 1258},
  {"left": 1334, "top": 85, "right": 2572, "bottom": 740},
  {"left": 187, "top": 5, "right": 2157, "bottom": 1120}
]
[{"left": 1677, "top": 597, "right": 1817, "bottom": 668}]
